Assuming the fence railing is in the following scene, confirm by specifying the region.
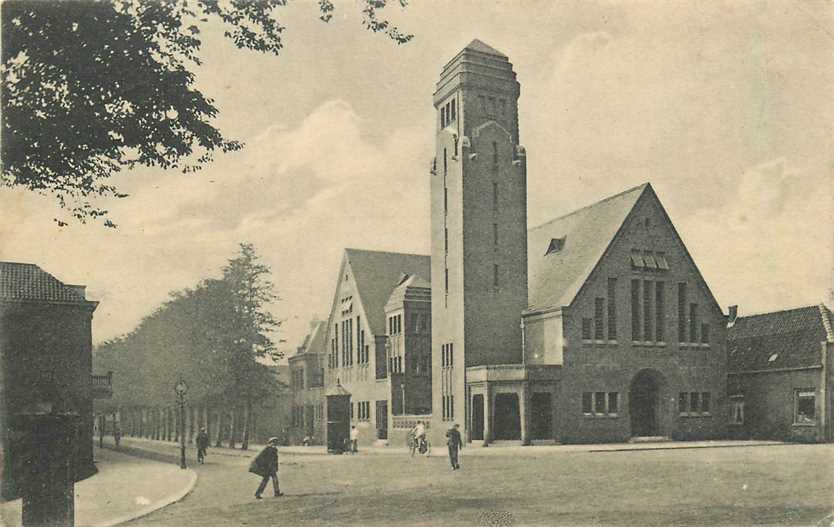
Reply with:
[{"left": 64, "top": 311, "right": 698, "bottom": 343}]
[{"left": 392, "top": 414, "right": 432, "bottom": 430}]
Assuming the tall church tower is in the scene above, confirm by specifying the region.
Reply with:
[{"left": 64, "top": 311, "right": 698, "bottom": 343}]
[{"left": 430, "top": 40, "right": 528, "bottom": 438}]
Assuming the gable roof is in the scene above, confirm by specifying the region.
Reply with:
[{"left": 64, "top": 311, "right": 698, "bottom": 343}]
[
  {"left": 292, "top": 320, "right": 327, "bottom": 358},
  {"left": 344, "top": 249, "right": 430, "bottom": 335},
  {"left": 0, "top": 262, "right": 91, "bottom": 304},
  {"left": 728, "top": 305, "right": 833, "bottom": 372},
  {"left": 385, "top": 273, "right": 432, "bottom": 312},
  {"left": 526, "top": 184, "right": 647, "bottom": 312},
  {"left": 464, "top": 39, "right": 508, "bottom": 58}
]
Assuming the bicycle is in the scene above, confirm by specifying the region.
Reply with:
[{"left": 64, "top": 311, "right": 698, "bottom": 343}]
[{"left": 406, "top": 431, "right": 431, "bottom": 457}]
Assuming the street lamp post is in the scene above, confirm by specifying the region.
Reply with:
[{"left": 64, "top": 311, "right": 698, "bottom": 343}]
[{"left": 175, "top": 378, "right": 188, "bottom": 469}]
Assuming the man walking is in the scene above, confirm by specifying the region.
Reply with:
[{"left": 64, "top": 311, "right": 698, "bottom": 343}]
[
  {"left": 446, "top": 423, "right": 462, "bottom": 470},
  {"left": 196, "top": 427, "right": 209, "bottom": 464},
  {"left": 250, "top": 437, "right": 283, "bottom": 499},
  {"left": 349, "top": 425, "right": 359, "bottom": 454}
]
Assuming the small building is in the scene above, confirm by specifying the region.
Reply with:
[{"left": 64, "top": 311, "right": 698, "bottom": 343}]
[
  {"left": 0, "top": 262, "right": 107, "bottom": 496},
  {"left": 727, "top": 304, "right": 834, "bottom": 442},
  {"left": 287, "top": 320, "right": 326, "bottom": 445}
]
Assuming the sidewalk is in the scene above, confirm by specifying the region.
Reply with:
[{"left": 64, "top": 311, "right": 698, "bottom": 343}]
[
  {"left": 0, "top": 446, "right": 196, "bottom": 527},
  {"left": 100, "top": 435, "right": 787, "bottom": 464}
]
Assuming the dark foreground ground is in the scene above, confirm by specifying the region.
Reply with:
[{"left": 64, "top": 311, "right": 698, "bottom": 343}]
[{"left": 126, "top": 442, "right": 834, "bottom": 527}]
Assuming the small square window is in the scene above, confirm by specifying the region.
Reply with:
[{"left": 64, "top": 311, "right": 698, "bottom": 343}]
[
  {"left": 594, "top": 392, "right": 606, "bottom": 414},
  {"left": 582, "top": 392, "right": 592, "bottom": 414},
  {"left": 608, "top": 392, "right": 619, "bottom": 414},
  {"left": 795, "top": 389, "right": 816, "bottom": 424}
]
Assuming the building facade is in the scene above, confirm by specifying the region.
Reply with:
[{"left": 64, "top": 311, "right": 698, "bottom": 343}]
[
  {"left": 287, "top": 321, "right": 326, "bottom": 444},
  {"left": 428, "top": 41, "right": 727, "bottom": 446},
  {"left": 323, "top": 249, "right": 430, "bottom": 448},
  {"left": 727, "top": 305, "right": 833, "bottom": 442},
  {"left": 1, "top": 262, "right": 107, "bottom": 498}
]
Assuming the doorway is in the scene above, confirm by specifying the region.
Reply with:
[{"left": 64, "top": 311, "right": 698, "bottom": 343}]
[
  {"left": 531, "top": 392, "right": 553, "bottom": 440},
  {"left": 471, "top": 394, "right": 484, "bottom": 440},
  {"left": 630, "top": 370, "right": 664, "bottom": 437},
  {"left": 494, "top": 393, "right": 521, "bottom": 440}
]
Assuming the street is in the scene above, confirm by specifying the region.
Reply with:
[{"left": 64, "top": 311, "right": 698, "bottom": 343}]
[{"left": 123, "top": 442, "right": 834, "bottom": 527}]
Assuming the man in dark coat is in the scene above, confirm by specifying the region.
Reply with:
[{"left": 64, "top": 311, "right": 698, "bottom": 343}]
[
  {"left": 195, "top": 427, "right": 209, "bottom": 464},
  {"left": 446, "top": 423, "right": 463, "bottom": 470},
  {"left": 250, "top": 437, "right": 283, "bottom": 499}
]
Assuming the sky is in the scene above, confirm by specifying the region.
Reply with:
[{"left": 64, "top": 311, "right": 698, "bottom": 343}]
[{"left": 1, "top": 0, "right": 832, "bottom": 359}]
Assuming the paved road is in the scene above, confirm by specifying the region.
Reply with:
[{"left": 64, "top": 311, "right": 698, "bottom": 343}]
[{"left": 124, "top": 441, "right": 834, "bottom": 527}]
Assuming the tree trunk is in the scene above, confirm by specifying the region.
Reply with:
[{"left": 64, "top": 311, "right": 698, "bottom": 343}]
[
  {"left": 228, "top": 407, "right": 237, "bottom": 449},
  {"left": 214, "top": 409, "right": 223, "bottom": 447},
  {"left": 202, "top": 405, "right": 208, "bottom": 430},
  {"left": 241, "top": 399, "right": 251, "bottom": 450}
]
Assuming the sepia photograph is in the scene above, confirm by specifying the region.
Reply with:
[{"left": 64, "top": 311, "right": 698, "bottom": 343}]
[{"left": 1, "top": 1, "right": 833, "bottom": 526}]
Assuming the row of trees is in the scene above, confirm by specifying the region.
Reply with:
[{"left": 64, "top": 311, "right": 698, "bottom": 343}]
[{"left": 94, "top": 243, "right": 284, "bottom": 449}]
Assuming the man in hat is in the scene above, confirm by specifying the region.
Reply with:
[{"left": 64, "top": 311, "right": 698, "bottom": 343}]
[
  {"left": 446, "top": 423, "right": 463, "bottom": 470},
  {"left": 195, "top": 427, "right": 209, "bottom": 464},
  {"left": 250, "top": 437, "right": 283, "bottom": 499}
]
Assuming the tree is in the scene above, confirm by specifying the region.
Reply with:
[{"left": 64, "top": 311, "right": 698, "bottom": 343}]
[
  {"left": 216, "top": 243, "right": 283, "bottom": 449},
  {"left": 1, "top": 0, "right": 412, "bottom": 226}
]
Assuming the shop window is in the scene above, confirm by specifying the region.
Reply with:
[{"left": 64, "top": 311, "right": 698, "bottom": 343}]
[{"left": 794, "top": 389, "right": 816, "bottom": 424}]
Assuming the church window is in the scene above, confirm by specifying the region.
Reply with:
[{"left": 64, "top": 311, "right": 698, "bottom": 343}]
[
  {"left": 594, "top": 298, "right": 604, "bottom": 340},
  {"left": 643, "top": 280, "right": 653, "bottom": 341},
  {"left": 607, "top": 278, "right": 617, "bottom": 340},
  {"left": 582, "top": 318, "right": 592, "bottom": 341},
  {"left": 655, "top": 281, "right": 665, "bottom": 342},
  {"left": 689, "top": 303, "right": 698, "bottom": 343},
  {"left": 631, "top": 279, "right": 641, "bottom": 341},
  {"left": 677, "top": 283, "right": 687, "bottom": 343},
  {"left": 492, "top": 182, "right": 498, "bottom": 211}
]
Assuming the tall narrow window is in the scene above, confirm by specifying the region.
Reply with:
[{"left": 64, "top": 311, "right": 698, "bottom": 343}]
[
  {"left": 582, "top": 318, "right": 592, "bottom": 341},
  {"left": 492, "top": 182, "right": 498, "bottom": 212},
  {"left": 701, "top": 323, "right": 710, "bottom": 344},
  {"left": 607, "top": 278, "right": 617, "bottom": 340},
  {"left": 631, "top": 279, "right": 641, "bottom": 341},
  {"left": 334, "top": 324, "right": 339, "bottom": 366},
  {"left": 445, "top": 268, "right": 449, "bottom": 293},
  {"left": 594, "top": 298, "right": 605, "bottom": 340},
  {"left": 689, "top": 303, "right": 698, "bottom": 343},
  {"left": 492, "top": 141, "right": 498, "bottom": 164},
  {"left": 441, "top": 106, "right": 446, "bottom": 128},
  {"left": 444, "top": 227, "right": 448, "bottom": 253},
  {"left": 493, "top": 223, "right": 499, "bottom": 246},
  {"left": 450, "top": 99, "right": 456, "bottom": 121},
  {"left": 444, "top": 187, "right": 448, "bottom": 215},
  {"left": 643, "top": 280, "right": 653, "bottom": 342},
  {"left": 443, "top": 148, "right": 447, "bottom": 174},
  {"left": 677, "top": 283, "right": 687, "bottom": 343},
  {"left": 655, "top": 281, "right": 665, "bottom": 342},
  {"left": 582, "top": 393, "right": 593, "bottom": 414},
  {"left": 493, "top": 264, "right": 499, "bottom": 289}
]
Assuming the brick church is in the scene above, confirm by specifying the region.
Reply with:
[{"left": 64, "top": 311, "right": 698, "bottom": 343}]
[{"left": 305, "top": 40, "right": 729, "bottom": 448}]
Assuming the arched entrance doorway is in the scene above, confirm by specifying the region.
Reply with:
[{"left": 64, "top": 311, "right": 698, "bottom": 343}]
[{"left": 629, "top": 370, "right": 665, "bottom": 437}]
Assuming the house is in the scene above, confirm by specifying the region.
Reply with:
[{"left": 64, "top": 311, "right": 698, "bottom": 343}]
[
  {"left": 323, "top": 249, "right": 430, "bottom": 447},
  {"left": 287, "top": 320, "right": 326, "bottom": 445},
  {"left": 0, "top": 262, "right": 107, "bottom": 498},
  {"left": 727, "top": 304, "right": 833, "bottom": 442}
]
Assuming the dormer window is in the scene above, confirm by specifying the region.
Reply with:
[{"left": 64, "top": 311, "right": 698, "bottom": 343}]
[
  {"left": 630, "top": 250, "right": 645, "bottom": 268},
  {"left": 545, "top": 237, "right": 566, "bottom": 255}
]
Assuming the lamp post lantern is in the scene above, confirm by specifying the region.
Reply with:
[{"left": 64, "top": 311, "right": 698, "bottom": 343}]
[{"left": 174, "top": 378, "right": 188, "bottom": 469}]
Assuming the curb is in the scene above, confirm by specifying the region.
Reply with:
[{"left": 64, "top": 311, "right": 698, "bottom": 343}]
[{"left": 88, "top": 468, "right": 197, "bottom": 527}]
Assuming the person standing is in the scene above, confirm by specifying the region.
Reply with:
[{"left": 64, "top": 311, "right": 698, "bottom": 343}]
[
  {"left": 446, "top": 423, "right": 463, "bottom": 470},
  {"left": 349, "top": 425, "right": 359, "bottom": 454},
  {"left": 196, "top": 427, "right": 209, "bottom": 464},
  {"left": 249, "top": 437, "right": 283, "bottom": 499}
]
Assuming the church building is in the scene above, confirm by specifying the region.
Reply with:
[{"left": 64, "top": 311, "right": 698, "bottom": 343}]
[{"left": 427, "top": 40, "right": 728, "bottom": 446}]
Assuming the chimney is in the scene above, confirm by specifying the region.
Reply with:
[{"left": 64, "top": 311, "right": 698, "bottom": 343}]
[{"left": 727, "top": 305, "right": 739, "bottom": 327}]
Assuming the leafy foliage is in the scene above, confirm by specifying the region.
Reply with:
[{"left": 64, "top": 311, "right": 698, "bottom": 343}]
[
  {"left": 94, "top": 243, "right": 285, "bottom": 410},
  {"left": 1, "top": 0, "right": 412, "bottom": 226}
]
